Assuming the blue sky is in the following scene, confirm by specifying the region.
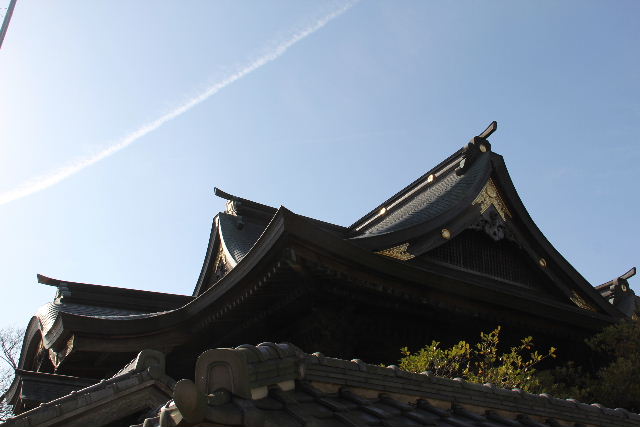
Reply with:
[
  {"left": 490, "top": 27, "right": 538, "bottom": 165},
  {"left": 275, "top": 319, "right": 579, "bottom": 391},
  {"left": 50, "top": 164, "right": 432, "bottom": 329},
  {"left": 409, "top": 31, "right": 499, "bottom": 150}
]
[{"left": 0, "top": 1, "right": 638, "bottom": 329}]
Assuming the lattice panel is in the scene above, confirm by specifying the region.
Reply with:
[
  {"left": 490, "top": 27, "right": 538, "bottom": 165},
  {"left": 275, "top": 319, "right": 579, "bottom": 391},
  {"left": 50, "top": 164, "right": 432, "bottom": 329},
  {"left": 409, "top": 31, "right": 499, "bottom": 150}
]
[{"left": 423, "top": 229, "right": 553, "bottom": 291}]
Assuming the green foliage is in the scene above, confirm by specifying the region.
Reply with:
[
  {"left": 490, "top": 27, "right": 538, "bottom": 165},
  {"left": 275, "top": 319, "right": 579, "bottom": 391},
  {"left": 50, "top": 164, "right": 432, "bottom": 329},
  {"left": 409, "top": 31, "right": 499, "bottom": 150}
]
[
  {"left": 400, "top": 320, "right": 640, "bottom": 412},
  {"left": 399, "top": 326, "right": 556, "bottom": 392},
  {"left": 540, "top": 318, "right": 640, "bottom": 412}
]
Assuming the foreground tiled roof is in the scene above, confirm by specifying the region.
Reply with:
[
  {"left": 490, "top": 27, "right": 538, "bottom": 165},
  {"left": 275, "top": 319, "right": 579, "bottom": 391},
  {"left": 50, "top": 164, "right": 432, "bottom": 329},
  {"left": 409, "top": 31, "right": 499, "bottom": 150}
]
[
  {"left": 3, "top": 350, "right": 174, "bottom": 427},
  {"left": 141, "top": 343, "right": 640, "bottom": 427},
  {"left": 3, "top": 370, "right": 97, "bottom": 411},
  {"left": 5, "top": 343, "right": 639, "bottom": 427}
]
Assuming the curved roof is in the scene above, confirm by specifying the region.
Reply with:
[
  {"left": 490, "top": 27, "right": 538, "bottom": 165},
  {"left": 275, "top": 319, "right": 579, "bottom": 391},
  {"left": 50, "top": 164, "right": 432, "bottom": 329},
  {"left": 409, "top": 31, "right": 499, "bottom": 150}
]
[
  {"left": 217, "top": 212, "right": 268, "bottom": 264},
  {"left": 35, "top": 302, "right": 150, "bottom": 337},
  {"left": 16, "top": 123, "right": 631, "bottom": 377},
  {"left": 23, "top": 206, "right": 622, "bottom": 356}
]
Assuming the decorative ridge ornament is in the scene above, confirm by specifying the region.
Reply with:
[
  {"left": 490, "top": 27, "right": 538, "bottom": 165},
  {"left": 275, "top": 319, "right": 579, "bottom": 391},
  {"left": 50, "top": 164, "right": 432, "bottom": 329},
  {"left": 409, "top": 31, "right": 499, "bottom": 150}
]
[
  {"left": 456, "top": 121, "right": 496, "bottom": 176},
  {"left": 374, "top": 243, "right": 415, "bottom": 261},
  {"left": 570, "top": 291, "right": 598, "bottom": 312},
  {"left": 473, "top": 178, "right": 511, "bottom": 221}
]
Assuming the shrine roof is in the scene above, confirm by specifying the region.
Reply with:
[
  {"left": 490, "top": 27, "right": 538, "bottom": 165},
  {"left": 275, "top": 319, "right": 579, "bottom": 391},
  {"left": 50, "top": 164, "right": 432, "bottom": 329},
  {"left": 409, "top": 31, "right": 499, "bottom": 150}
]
[
  {"left": 351, "top": 151, "right": 490, "bottom": 237},
  {"left": 37, "top": 274, "right": 192, "bottom": 312},
  {"left": 33, "top": 275, "right": 193, "bottom": 347},
  {"left": 17, "top": 123, "right": 632, "bottom": 376},
  {"left": 23, "top": 206, "right": 619, "bottom": 353}
]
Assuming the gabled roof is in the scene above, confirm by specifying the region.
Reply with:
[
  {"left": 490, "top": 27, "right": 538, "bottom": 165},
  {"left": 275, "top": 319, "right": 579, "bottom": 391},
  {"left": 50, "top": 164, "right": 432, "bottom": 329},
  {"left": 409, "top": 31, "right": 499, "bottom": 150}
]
[
  {"left": 194, "top": 123, "right": 624, "bottom": 318},
  {"left": 15, "top": 122, "right": 632, "bottom": 384},
  {"left": 20, "top": 205, "right": 620, "bottom": 370},
  {"left": 340, "top": 123, "right": 622, "bottom": 317},
  {"left": 193, "top": 188, "right": 346, "bottom": 296}
]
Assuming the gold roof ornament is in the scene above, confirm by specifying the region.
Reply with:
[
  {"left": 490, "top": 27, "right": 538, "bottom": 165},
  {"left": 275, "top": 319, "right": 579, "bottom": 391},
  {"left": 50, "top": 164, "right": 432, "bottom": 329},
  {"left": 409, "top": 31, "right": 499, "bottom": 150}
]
[
  {"left": 472, "top": 178, "right": 511, "bottom": 221},
  {"left": 374, "top": 243, "right": 415, "bottom": 261},
  {"left": 570, "top": 291, "right": 597, "bottom": 312}
]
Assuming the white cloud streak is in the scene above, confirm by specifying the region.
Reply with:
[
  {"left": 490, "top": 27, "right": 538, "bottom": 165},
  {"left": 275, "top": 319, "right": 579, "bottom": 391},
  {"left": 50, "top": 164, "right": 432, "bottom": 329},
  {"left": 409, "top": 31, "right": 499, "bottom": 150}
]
[{"left": 0, "top": 1, "right": 357, "bottom": 206}]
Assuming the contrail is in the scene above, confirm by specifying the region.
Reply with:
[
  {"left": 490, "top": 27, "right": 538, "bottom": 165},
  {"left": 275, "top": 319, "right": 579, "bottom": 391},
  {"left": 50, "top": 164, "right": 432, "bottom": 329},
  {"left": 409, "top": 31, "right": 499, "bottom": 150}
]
[{"left": 0, "top": 1, "right": 357, "bottom": 206}]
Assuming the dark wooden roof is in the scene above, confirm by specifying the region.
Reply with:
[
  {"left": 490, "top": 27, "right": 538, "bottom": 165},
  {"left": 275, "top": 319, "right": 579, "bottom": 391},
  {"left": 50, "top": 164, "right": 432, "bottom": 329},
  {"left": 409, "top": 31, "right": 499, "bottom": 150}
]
[
  {"left": 37, "top": 274, "right": 192, "bottom": 312},
  {"left": 14, "top": 123, "right": 633, "bottom": 388},
  {"left": 198, "top": 132, "right": 624, "bottom": 320},
  {"left": 351, "top": 149, "right": 485, "bottom": 236},
  {"left": 18, "top": 206, "right": 621, "bottom": 370},
  {"left": 348, "top": 147, "right": 467, "bottom": 232},
  {"left": 193, "top": 188, "right": 346, "bottom": 296}
]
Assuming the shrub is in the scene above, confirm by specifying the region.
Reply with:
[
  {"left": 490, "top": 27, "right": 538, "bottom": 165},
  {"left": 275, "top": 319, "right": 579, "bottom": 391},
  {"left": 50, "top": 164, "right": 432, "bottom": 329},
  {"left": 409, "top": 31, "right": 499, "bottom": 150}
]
[
  {"left": 540, "top": 318, "right": 640, "bottom": 412},
  {"left": 399, "top": 326, "right": 556, "bottom": 392}
]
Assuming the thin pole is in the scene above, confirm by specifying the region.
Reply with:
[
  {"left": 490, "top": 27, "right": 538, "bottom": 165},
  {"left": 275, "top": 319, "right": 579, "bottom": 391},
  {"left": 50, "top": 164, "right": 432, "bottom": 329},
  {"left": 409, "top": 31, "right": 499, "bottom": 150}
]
[{"left": 0, "top": 0, "right": 18, "bottom": 49}]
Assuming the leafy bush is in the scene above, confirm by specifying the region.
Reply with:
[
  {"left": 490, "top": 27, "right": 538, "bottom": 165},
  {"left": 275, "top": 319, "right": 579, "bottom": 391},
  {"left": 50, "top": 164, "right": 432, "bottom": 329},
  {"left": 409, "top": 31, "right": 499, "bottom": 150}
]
[
  {"left": 540, "top": 318, "right": 640, "bottom": 411},
  {"left": 399, "top": 326, "right": 556, "bottom": 392}
]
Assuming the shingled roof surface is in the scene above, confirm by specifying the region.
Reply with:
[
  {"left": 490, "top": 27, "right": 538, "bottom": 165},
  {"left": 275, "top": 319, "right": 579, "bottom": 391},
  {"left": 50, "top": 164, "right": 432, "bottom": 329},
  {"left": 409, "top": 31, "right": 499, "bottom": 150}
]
[
  {"left": 35, "top": 301, "right": 149, "bottom": 335},
  {"left": 218, "top": 212, "right": 268, "bottom": 264},
  {"left": 139, "top": 381, "right": 640, "bottom": 427},
  {"left": 355, "top": 154, "right": 490, "bottom": 237}
]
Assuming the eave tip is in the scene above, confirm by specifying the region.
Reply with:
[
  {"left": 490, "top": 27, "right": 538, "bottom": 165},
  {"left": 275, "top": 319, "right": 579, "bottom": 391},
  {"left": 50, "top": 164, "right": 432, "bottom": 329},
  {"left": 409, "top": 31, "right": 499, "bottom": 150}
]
[
  {"left": 478, "top": 121, "right": 498, "bottom": 139},
  {"left": 37, "top": 274, "right": 56, "bottom": 286},
  {"left": 214, "top": 187, "right": 235, "bottom": 201},
  {"left": 622, "top": 267, "right": 636, "bottom": 280}
]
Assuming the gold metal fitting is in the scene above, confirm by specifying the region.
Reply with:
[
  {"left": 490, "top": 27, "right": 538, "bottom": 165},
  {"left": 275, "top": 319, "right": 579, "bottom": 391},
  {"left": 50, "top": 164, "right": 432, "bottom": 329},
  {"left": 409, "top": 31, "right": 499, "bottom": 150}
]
[{"left": 441, "top": 229, "right": 451, "bottom": 239}]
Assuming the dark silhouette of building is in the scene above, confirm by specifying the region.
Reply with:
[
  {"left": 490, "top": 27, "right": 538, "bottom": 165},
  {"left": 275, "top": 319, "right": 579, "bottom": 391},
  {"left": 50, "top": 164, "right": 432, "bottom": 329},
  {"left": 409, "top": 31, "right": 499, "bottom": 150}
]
[{"left": 3, "top": 123, "right": 637, "bottom": 426}]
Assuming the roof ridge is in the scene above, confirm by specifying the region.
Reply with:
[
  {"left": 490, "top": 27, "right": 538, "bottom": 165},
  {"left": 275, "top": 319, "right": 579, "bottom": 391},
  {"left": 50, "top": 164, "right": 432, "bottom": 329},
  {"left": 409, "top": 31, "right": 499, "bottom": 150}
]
[
  {"left": 156, "top": 342, "right": 640, "bottom": 427},
  {"left": 36, "top": 274, "right": 191, "bottom": 298},
  {"left": 348, "top": 122, "right": 497, "bottom": 232}
]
